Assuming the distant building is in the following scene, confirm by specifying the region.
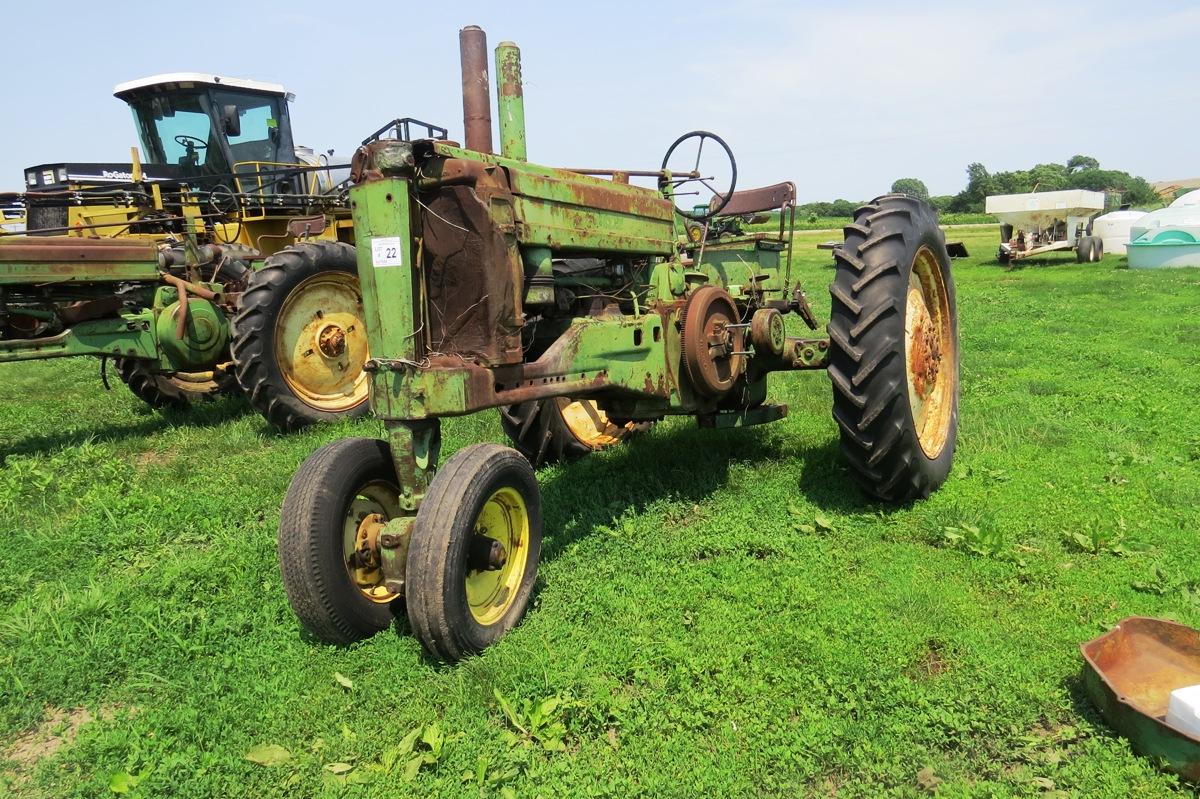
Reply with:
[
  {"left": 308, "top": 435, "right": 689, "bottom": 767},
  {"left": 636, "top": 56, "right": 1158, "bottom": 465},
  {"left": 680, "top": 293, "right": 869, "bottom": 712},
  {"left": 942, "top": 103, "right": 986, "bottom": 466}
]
[{"left": 1152, "top": 178, "right": 1200, "bottom": 199}]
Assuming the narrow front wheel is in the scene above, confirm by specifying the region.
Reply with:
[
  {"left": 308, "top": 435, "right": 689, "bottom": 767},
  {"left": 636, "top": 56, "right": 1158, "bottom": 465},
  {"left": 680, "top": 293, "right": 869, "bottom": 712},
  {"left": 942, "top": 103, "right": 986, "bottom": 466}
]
[
  {"left": 406, "top": 444, "right": 541, "bottom": 663},
  {"left": 278, "top": 437, "right": 403, "bottom": 644}
]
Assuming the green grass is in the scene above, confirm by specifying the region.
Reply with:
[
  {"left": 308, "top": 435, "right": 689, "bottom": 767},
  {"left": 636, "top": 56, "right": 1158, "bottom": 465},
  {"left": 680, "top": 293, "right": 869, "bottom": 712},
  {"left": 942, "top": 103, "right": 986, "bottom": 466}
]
[{"left": 2, "top": 227, "right": 1199, "bottom": 797}]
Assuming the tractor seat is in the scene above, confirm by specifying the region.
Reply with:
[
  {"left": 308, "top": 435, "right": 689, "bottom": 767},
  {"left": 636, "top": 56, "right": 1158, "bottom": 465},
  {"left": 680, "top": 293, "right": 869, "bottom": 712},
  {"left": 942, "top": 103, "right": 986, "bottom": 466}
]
[{"left": 711, "top": 181, "right": 797, "bottom": 218}]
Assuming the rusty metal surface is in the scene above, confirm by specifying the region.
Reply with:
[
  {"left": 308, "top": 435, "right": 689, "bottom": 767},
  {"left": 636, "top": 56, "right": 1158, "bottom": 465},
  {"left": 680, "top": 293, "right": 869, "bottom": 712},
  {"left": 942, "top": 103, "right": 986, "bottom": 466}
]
[
  {"left": 286, "top": 215, "right": 327, "bottom": 238},
  {"left": 58, "top": 296, "right": 127, "bottom": 326},
  {"left": 495, "top": 41, "right": 527, "bottom": 161},
  {"left": 1081, "top": 616, "right": 1200, "bottom": 781},
  {"left": 420, "top": 185, "right": 522, "bottom": 365},
  {"left": 0, "top": 236, "right": 160, "bottom": 283},
  {"left": 505, "top": 170, "right": 674, "bottom": 221},
  {"left": 459, "top": 26, "right": 493, "bottom": 154},
  {"left": 713, "top": 182, "right": 797, "bottom": 217},
  {"left": 0, "top": 236, "right": 157, "bottom": 261},
  {"left": 680, "top": 286, "right": 745, "bottom": 397}
]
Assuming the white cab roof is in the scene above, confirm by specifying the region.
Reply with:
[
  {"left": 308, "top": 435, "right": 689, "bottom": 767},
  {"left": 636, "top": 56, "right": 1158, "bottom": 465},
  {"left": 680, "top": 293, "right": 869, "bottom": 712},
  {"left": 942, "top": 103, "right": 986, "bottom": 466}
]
[{"left": 114, "top": 73, "right": 289, "bottom": 99}]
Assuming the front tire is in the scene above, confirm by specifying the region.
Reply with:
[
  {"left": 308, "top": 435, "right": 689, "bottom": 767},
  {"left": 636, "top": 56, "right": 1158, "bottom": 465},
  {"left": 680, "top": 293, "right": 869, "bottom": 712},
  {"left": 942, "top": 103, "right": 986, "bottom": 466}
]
[
  {"left": 828, "top": 194, "right": 959, "bottom": 502},
  {"left": 231, "top": 241, "right": 370, "bottom": 431},
  {"left": 278, "top": 437, "right": 403, "bottom": 644},
  {"left": 406, "top": 444, "right": 541, "bottom": 663}
]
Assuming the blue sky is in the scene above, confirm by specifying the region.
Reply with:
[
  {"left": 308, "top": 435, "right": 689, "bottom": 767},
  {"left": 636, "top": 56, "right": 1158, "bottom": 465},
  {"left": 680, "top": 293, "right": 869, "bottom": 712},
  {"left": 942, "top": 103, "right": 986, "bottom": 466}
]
[{"left": 4, "top": 0, "right": 1197, "bottom": 202}]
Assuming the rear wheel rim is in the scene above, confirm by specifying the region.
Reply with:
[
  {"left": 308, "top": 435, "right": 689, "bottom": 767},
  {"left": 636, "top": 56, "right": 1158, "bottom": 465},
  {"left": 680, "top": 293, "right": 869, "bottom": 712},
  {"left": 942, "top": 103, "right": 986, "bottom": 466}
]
[
  {"left": 342, "top": 480, "right": 401, "bottom": 604},
  {"left": 558, "top": 399, "right": 623, "bottom": 449},
  {"left": 465, "top": 487, "right": 530, "bottom": 626},
  {"left": 274, "top": 272, "right": 370, "bottom": 412},
  {"left": 904, "top": 246, "right": 955, "bottom": 459}
]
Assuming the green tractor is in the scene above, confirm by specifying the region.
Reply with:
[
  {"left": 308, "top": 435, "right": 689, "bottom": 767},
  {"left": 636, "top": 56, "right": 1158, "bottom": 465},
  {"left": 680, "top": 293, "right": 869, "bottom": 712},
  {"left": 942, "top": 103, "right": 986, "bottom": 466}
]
[
  {"left": 277, "top": 27, "right": 960, "bottom": 662},
  {"left": 2, "top": 74, "right": 447, "bottom": 429}
]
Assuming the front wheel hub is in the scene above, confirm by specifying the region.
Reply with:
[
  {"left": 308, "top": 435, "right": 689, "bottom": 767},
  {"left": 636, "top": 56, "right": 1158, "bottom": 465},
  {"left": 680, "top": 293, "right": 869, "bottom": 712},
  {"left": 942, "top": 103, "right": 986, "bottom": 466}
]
[{"left": 468, "top": 534, "right": 508, "bottom": 571}]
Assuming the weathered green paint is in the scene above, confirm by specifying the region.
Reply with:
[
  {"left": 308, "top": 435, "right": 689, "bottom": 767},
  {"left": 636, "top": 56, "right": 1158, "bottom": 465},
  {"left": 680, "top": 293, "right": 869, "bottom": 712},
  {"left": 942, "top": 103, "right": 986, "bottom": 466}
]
[
  {"left": 513, "top": 196, "right": 676, "bottom": 254},
  {"left": 0, "top": 309, "right": 158, "bottom": 363},
  {"left": 154, "top": 296, "right": 228, "bottom": 370},
  {"left": 0, "top": 276, "right": 236, "bottom": 371},
  {"left": 349, "top": 178, "right": 419, "bottom": 364},
  {"left": 697, "top": 239, "right": 786, "bottom": 296},
  {"left": 0, "top": 239, "right": 161, "bottom": 284},
  {"left": 495, "top": 42, "right": 527, "bottom": 161}
]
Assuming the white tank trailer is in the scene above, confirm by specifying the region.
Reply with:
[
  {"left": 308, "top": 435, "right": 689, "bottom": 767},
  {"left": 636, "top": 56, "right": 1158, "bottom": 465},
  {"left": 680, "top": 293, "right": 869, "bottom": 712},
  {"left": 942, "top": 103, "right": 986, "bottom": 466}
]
[{"left": 985, "top": 189, "right": 1106, "bottom": 264}]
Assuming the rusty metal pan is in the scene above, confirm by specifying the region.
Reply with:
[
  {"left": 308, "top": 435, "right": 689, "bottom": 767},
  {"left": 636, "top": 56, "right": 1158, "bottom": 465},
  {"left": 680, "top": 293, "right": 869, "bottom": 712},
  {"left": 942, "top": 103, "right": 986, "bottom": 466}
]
[{"left": 1081, "top": 616, "right": 1200, "bottom": 781}]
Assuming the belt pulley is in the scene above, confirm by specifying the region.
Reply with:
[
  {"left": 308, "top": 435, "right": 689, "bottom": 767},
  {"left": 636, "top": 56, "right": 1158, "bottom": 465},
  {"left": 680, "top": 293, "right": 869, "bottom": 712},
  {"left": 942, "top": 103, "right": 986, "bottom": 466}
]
[{"left": 680, "top": 285, "right": 746, "bottom": 397}]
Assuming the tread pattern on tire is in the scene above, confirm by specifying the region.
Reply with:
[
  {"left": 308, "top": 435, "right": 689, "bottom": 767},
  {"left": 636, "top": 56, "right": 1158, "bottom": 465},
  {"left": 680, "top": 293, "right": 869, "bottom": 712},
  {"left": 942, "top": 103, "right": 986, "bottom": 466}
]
[
  {"left": 499, "top": 401, "right": 590, "bottom": 467},
  {"left": 498, "top": 399, "right": 648, "bottom": 467},
  {"left": 827, "top": 193, "right": 958, "bottom": 502},
  {"left": 406, "top": 443, "right": 540, "bottom": 663},
  {"left": 278, "top": 437, "right": 397, "bottom": 645},
  {"left": 114, "top": 357, "right": 235, "bottom": 409},
  {"left": 231, "top": 240, "right": 368, "bottom": 432}
]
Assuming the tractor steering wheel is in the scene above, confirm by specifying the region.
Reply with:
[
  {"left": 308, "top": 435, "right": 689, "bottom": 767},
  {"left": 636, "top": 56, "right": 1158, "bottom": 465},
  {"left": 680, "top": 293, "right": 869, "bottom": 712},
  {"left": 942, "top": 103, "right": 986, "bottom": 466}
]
[
  {"left": 174, "top": 134, "right": 208, "bottom": 150},
  {"left": 661, "top": 131, "right": 737, "bottom": 222}
]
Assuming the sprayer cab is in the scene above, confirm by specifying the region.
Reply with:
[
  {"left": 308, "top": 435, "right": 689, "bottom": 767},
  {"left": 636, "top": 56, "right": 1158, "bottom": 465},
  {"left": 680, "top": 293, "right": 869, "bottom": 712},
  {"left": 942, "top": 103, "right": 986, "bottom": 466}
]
[{"left": 114, "top": 73, "right": 300, "bottom": 185}]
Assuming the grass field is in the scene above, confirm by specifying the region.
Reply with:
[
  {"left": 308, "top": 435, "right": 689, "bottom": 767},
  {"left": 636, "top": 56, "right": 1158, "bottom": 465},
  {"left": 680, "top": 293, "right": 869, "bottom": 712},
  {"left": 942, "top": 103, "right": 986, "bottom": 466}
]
[{"left": 2, "top": 226, "right": 1199, "bottom": 798}]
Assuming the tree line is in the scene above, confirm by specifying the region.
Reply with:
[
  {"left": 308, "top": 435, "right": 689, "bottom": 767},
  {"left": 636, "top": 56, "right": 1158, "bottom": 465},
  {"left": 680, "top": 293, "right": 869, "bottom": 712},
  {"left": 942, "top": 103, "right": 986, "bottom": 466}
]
[{"left": 795, "top": 156, "right": 1161, "bottom": 219}]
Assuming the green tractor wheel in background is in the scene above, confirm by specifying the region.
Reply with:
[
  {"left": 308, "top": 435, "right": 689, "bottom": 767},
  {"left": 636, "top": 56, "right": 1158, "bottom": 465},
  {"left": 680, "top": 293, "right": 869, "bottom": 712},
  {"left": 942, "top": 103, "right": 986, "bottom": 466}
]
[
  {"left": 232, "top": 241, "right": 371, "bottom": 431},
  {"left": 114, "top": 358, "right": 238, "bottom": 409}
]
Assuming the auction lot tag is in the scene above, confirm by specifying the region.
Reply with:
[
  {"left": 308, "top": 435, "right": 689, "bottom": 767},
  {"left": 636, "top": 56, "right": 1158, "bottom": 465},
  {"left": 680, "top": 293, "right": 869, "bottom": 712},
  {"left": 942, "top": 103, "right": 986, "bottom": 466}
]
[{"left": 371, "top": 237, "right": 404, "bottom": 267}]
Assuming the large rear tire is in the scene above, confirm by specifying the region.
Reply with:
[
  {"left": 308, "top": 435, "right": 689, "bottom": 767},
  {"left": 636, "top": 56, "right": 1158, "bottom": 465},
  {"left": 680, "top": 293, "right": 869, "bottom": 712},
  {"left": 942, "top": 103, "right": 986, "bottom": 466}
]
[
  {"left": 499, "top": 398, "right": 644, "bottom": 467},
  {"left": 828, "top": 194, "right": 959, "bottom": 502},
  {"left": 231, "top": 241, "right": 370, "bottom": 431}
]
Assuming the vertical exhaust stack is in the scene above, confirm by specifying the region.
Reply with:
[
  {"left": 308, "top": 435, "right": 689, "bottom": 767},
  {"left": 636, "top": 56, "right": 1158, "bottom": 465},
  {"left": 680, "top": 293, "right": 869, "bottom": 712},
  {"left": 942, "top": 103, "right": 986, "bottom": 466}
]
[
  {"left": 459, "top": 25, "right": 493, "bottom": 154},
  {"left": 495, "top": 41, "right": 527, "bottom": 161}
]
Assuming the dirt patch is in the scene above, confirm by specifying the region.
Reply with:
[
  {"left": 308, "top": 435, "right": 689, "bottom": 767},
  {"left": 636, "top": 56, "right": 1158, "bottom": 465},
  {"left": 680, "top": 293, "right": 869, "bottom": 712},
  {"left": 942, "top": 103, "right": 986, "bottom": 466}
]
[
  {"left": 5, "top": 707, "right": 92, "bottom": 768},
  {"left": 3, "top": 705, "right": 119, "bottom": 787},
  {"left": 908, "top": 639, "right": 950, "bottom": 679},
  {"left": 135, "top": 449, "right": 175, "bottom": 469}
]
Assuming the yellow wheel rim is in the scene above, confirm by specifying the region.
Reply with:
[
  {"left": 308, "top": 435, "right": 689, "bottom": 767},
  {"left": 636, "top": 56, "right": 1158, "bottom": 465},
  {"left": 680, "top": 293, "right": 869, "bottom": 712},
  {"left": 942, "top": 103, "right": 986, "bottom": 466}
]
[
  {"left": 465, "top": 487, "right": 530, "bottom": 626},
  {"left": 558, "top": 398, "right": 624, "bottom": 449},
  {"left": 342, "top": 480, "right": 401, "bottom": 604},
  {"left": 274, "top": 272, "right": 370, "bottom": 412},
  {"left": 904, "top": 246, "right": 956, "bottom": 459}
]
